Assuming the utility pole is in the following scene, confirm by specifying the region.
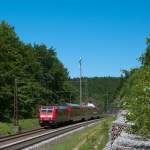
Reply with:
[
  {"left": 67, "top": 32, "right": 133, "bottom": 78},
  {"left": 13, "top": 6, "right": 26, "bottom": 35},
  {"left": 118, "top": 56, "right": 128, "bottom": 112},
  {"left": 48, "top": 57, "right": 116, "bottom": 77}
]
[
  {"left": 79, "top": 57, "right": 82, "bottom": 105},
  {"left": 107, "top": 91, "right": 109, "bottom": 112},
  {"left": 14, "top": 78, "right": 18, "bottom": 126},
  {"left": 13, "top": 78, "right": 21, "bottom": 133},
  {"left": 69, "top": 94, "right": 72, "bottom": 104},
  {"left": 13, "top": 78, "right": 20, "bottom": 134},
  {"left": 85, "top": 78, "right": 88, "bottom": 102},
  {"left": 14, "top": 79, "right": 16, "bottom": 125}
]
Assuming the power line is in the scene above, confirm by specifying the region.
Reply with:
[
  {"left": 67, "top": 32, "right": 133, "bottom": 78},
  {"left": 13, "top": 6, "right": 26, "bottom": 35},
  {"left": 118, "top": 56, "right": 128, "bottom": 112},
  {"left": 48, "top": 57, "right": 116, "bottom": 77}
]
[{"left": 79, "top": 57, "right": 82, "bottom": 105}]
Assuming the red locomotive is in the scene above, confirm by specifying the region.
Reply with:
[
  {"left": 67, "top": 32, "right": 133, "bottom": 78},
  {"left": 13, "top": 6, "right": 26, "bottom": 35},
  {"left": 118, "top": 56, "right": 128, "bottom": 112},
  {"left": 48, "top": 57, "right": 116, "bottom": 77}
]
[{"left": 38, "top": 103, "right": 99, "bottom": 127}]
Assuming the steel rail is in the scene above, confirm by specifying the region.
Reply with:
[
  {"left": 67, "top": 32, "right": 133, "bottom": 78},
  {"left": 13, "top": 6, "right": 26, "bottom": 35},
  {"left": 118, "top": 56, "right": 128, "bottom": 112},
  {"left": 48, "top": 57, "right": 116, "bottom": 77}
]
[
  {"left": 0, "top": 127, "right": 45, "bottom": 143},
  {"left": 0, "top": 119, "right": 100, "bottom": 150}
]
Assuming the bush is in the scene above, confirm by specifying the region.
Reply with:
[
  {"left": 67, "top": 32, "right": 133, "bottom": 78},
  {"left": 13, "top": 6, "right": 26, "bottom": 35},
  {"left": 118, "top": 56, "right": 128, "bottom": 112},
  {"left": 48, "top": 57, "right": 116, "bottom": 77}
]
[{"left": 123, "top": 66, "right": 150, "bottom": 138}]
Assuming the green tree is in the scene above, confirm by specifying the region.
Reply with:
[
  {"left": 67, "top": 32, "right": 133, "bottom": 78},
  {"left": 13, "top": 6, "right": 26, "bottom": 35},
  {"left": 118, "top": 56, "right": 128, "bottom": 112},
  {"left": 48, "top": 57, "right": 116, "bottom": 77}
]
[
  {"left": 0, "top": 21, "right": 74, "bottom": 120},
  {"left": 119, "top": 37, "right": 150, "bottom": 137}
]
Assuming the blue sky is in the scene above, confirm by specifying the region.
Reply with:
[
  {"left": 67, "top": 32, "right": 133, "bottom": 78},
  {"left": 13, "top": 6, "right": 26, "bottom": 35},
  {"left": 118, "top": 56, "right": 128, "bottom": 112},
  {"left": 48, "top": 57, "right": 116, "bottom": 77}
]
[{"left": 0, "top": 0, "right": 150, "bottom": 77}]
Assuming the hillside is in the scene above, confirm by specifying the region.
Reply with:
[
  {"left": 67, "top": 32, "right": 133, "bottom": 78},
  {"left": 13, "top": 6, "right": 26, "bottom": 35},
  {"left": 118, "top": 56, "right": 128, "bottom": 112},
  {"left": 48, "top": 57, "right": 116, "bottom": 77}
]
[{"left": 71, "top": 77, "right": 120, "bottom": 112}]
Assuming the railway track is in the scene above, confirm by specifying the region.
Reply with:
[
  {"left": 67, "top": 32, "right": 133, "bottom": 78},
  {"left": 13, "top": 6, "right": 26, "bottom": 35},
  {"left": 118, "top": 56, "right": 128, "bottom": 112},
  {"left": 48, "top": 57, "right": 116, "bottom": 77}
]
[
  {"left": 0, "top": 127, "right": 45, "bottom": 143},
  {"left": 0, "top": 119, "right": 100, "bottom": 150}
]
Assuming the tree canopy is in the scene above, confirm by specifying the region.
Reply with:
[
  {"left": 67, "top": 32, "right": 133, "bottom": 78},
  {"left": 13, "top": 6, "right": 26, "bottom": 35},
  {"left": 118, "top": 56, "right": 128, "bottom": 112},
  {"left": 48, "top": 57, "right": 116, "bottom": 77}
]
[
  {"left": 71, "top": 77, "right": 120, "bottom": 112},
  {"left": 0, "top": 21, "right": 74, "bottom": 120}
]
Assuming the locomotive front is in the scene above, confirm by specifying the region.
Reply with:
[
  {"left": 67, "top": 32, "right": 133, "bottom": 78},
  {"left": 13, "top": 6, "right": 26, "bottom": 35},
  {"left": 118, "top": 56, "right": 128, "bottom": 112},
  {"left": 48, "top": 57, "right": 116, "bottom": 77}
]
[{"left": 39, "top": 106, "right": 57, "bottom": 127}]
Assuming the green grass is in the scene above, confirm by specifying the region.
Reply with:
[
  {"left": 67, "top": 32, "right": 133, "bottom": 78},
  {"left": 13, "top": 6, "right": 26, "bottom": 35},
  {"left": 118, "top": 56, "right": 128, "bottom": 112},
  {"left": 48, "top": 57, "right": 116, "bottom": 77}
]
[
  {"left": 0, "top": 122, "right": 13, "bottom": 135},
  {"left": 19, "top": 118, "right": 39, "bottom": 130},
  {"left": 49, "top": 116, "right": 115, "bottom": 150},
  {"left": 0, "top": 118, "right": 40, "bottom": 136}
]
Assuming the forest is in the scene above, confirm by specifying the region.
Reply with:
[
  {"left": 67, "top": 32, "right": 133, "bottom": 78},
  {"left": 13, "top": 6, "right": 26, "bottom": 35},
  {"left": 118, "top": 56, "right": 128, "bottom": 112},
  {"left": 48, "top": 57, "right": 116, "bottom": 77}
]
[
  {"left": 71, "top": 77, "right": 120, "bottom": 112},
  {"left": 0, "top": 21, "right": 75, "bottom": 120},
  {"left": 0, "top": 21, "right": 120, "bottom": 122}
]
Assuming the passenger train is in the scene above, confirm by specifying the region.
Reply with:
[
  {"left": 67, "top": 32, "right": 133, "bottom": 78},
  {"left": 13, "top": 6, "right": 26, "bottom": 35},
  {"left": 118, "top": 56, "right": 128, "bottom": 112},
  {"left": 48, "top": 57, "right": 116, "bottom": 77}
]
[{"left": 38, "top": 103, "right": 100, "bottom": 127}]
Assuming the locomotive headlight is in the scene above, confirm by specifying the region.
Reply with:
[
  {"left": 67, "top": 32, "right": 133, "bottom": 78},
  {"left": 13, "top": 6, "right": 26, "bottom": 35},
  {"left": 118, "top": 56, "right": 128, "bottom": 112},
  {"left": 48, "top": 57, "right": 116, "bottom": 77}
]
[
  {"left": 40, "top": 115, "right": 46, "bottom": 118},
  {"left": 47, "top": 115, "right": 52, "bottom": 118}
]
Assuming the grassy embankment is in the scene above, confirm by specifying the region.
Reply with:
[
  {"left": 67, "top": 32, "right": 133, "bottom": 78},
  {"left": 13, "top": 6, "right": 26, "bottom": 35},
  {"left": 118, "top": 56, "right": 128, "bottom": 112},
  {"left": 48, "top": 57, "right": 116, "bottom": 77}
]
[
  {"left": 49, "top": 116, "right": 115, "bottom": 150},
  {"left": 0, "top": 119, "right": 39, "bottom": 136}
]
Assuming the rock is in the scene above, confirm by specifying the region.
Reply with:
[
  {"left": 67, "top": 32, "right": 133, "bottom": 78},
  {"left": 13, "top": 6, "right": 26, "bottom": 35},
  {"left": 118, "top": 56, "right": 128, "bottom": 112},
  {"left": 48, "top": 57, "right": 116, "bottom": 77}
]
[
  {"left": 112, "top": 132, "right": 150, "bottom": 150},
  {"left": 103, "top": 110, "right": 150, "bottom": 150}
]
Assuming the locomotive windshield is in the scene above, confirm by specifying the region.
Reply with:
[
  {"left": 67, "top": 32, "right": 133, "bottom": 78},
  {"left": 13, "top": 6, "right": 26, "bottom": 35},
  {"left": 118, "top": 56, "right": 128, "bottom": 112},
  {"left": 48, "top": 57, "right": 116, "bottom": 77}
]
[
  {"left": 41, "top": 109, "right": 52, "bottom": 113},
  {"left": 40, "top": 106, "right": 53, "bottom": 113}
]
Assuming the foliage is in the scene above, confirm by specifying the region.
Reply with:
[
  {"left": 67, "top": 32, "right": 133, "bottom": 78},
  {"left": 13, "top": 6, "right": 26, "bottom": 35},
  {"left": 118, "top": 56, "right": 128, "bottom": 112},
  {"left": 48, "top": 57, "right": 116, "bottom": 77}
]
[
  {"left": 71, "top": 77, "right": 120, "bottom": 112},
  {"left": 0, "top": 21, "right": 120, "bottom": 122},
  {"left": 119, "top": 37, "right": 150, "bottom": 138},
  {"left": 0, "top": 21, "right": 73, "bottom": 121}
]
